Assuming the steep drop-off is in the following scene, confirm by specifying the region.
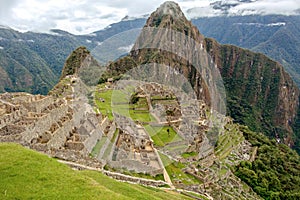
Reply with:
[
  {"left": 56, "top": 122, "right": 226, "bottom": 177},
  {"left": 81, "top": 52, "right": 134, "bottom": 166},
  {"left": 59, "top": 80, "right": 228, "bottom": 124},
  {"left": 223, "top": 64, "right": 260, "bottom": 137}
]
[{"left": 105, "top": 1, "right": 300, "bottom": 151}]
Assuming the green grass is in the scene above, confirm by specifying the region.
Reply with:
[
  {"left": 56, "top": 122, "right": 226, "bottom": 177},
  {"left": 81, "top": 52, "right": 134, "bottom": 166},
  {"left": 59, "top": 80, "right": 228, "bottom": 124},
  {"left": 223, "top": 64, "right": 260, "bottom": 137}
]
[
  {"left": 181, "top": 191, "right": 210, "bottom": 200},
  {"left": 102, "top": 129, "right": 119, "bottom": 159},
  {"left": 103, "top": 140, "right": 114, "bottom": 159},
  {"left": 128, "top": 110, "right": 154, "bottom": 122},
  {"left": 91, "top": 137, "right": 107, "bottom": 157},
  {"left": 144, "top": 125, "right": 182, "bottom": 147},
  {"left": 0, "top": 143, "right": 192, "bottom": 200},
  {"left": 111, "top": 128, "right": 119, "bottom": 142},
  {"left": 158, "top": 152, "right": 201, "bottom": 185},
  {"left": 95, "top": 89, "right": 155, "bottom": 122},
  {"left": 95, "top": 89, "right": 114, "bottom": 119},
  {"left": 181, "top": 152, "right": 198, "bottom": 159}
]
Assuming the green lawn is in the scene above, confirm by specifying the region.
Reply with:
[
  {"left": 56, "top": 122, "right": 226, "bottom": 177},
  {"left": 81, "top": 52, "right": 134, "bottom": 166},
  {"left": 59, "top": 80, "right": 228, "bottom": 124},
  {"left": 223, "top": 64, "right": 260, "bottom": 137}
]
[
  {"left": 181, "top": 151, "right": 198, "bottom": 159},
  {"left": 95, "top": 89, "right": 114, "bottom": 119},
  {"left": 0, "top": 143, "right": 192, "bottom": 200},
  {"left": 158, "top": 152, "right": 201, "bottom": 185},
  {"left": 91, "top": 136, "right": 107, "bottom": 157},
  {"left": 95, "top": 89, "right": 155, "bottom": 122},
  {"left": 144, "top": 125, "right": 182, "bottom": 147}
]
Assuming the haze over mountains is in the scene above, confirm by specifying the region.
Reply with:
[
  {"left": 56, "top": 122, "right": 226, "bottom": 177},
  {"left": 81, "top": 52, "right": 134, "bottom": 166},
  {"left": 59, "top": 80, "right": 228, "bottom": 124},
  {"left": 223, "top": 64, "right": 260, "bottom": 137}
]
[
  {"left": 0, "top": 1, "right": 300, "bottom": 93},
  {"left": 1, "top": 0, "right": 299, "bottom": 35}
]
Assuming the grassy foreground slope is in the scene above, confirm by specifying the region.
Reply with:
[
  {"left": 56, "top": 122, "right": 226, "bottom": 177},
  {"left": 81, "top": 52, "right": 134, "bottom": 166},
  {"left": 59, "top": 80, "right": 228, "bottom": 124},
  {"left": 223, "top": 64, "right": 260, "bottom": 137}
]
[{"left": 0, "top": 143, "right": 191, "bottom": 200}]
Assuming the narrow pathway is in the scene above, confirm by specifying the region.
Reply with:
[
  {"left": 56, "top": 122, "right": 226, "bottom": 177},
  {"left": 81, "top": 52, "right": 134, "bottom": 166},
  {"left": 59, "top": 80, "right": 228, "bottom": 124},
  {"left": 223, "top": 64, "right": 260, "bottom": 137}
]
[
  {"left": 163, "top": 168, "right": 175, "bottom": 189},
  {"left": 250, "top": 146, "right": 258, "bottom": 162},
  {"left": 136, "top": 124, "right": 175, "bottom": 189}
]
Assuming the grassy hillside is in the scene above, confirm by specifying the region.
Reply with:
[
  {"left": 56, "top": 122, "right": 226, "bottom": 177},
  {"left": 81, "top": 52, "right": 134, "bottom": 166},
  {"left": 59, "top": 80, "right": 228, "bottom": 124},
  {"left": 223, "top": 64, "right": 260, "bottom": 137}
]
[{"left": 0, "top": 143, "right": 191, "bottom": 200}]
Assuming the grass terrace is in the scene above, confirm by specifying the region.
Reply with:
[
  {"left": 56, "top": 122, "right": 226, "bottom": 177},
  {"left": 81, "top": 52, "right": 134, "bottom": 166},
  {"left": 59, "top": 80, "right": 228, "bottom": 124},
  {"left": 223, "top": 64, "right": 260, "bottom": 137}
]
[
  {"left": 215, "top": 124, "right": 245, "bottom": 160},
  {"left": 95, "top": 87, "right": 155, "bottom": 122},
  {"left": 158, "top": 152, "right": 201, "bottom": 185},
  {"left": 144, "top": 125, "right": 182, "bottom": 147}
]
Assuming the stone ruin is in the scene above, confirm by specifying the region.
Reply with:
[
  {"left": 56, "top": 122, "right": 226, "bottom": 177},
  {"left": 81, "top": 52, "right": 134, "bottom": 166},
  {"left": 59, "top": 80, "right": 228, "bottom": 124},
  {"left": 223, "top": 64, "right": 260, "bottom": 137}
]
[
  {"left": 0, "top": 79, "right": 222, "bottom": 190},
  {"left": 109, "top": 113, "right": 164, "bottom": 176},
  {"left": 135, "top": 82, "right": 214, "bottom": 159},
  {"left": 0, "top": 92, "right": 103, "bottom": 168}
]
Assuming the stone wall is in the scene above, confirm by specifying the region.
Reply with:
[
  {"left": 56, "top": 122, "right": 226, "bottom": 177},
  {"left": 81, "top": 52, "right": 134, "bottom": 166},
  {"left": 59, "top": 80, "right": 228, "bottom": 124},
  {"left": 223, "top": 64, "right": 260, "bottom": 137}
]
[
  {"left": 21, "top": 105, "right": 69, "bottom": 143},
  {"left": 100, "top": 117, "right": 110, "bottom": 130},
  {"left": 71, "top": 104, "right": 86, "bottom": 126},
  {"left": 47, "top": 120, "right": 73, "bottom": 149},
  {"left": 23, "top": 96, "right": 54, "bottom": 113},
  {"left": 108, "top": 160, "right": 164, "bottom": 176},
  {"left": 0, "top": 124, "right": 25, "bottom": 136},
  {"left": 103, "top": 170, "right": 167, "bottom": 187},
  {"left": 0, "top": 106, "right": 27, "bottom": 129}
]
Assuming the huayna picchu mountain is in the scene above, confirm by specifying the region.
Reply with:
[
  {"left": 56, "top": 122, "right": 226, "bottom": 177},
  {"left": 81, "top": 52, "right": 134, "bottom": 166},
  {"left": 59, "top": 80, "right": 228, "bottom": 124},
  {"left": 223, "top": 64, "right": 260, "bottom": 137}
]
[{"left": 104, "top": 1, "right": 300, "bottom": 152}]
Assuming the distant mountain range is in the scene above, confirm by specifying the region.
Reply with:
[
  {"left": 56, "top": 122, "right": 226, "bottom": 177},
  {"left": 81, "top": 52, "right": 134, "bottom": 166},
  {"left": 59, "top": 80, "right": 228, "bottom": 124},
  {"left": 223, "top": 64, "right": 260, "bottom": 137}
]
[
  {"left": 193, "top": 15, "right": 300, "bottom": 86},
  {"left": 0, "top": 19, "right": 146, "bottom": 94},
  {"left": 0, "top": 14, "right": 299, "bottom": 94}
]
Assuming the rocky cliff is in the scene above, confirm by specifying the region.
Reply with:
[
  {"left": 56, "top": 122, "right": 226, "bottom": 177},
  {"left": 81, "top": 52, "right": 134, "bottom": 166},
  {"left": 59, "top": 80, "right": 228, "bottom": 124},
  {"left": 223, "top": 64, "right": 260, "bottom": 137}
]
[{"left": 105, "top": 1, "right": 300, "bottom": 151}]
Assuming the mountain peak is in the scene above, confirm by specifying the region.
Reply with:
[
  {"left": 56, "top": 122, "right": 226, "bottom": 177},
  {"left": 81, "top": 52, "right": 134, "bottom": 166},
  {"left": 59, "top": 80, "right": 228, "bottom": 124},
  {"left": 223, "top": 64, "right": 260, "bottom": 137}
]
[
  {"left": 142, "top": 1, "right": 204, "bottom": 43},
  {"left": 60, "top": 46, "right": 90, "bottom": 80},
  {"left": 155, "top": 1, "right": 184, "bottom": 18},
  {"left": 145, "top": 1, "right": 188, "bottom": 28}
]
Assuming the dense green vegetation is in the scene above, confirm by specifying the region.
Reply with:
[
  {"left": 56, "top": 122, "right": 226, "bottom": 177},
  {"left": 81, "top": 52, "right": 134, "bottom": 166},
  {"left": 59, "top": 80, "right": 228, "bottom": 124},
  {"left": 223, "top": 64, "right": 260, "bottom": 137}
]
[
  {"left": 60, "top": 46, "right": 90, "bottom": 79},
  {"left": 234, "top": 126, "right": 300, "bottom": 199},
  {"left": 0, "top": 28, "right": 83, "bottom": 94},
  {"left": 0, "top": 143, "right": 192, "bottom": 200},
  {"left": 292, "top": 97, "right": 300, "bottom": 154},
  {"left": 207, "top": 41, "right": 300, "bottom": 152}
]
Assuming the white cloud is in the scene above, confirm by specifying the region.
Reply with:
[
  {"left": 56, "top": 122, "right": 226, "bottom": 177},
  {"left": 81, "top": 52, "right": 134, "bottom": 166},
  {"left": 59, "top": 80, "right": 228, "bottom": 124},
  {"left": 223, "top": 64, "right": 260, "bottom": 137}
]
[
  {"left": 229, "top": 0, "right": 300, "bottom": 16},
  {"left": 1, "top": 0, "right": 130, "bottom": 34},
  {"left": 0, "top": 0, "right": 299, "bottom": 35},
  {"left": 118, "top": 44, "right": 134, "bottom": 52},
  {"left": 187, "top": 0, "right": 300, "bottom": 17}
]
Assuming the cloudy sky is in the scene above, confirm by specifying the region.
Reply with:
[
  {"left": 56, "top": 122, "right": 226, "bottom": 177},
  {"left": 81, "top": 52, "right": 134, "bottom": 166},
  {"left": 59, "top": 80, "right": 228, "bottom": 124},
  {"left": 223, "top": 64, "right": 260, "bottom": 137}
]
[{"left": 0, "top": 0, "right": 299, "bottom": 35}]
